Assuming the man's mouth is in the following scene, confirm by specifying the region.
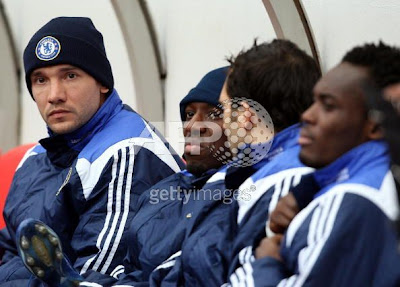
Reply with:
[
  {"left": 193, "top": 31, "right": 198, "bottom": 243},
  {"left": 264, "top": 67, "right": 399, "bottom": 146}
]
[
  {"left": 298, "top": 129, "right": 313, "bottom": 146},
  {"left": 184, "top": 143, "right": 205, "bottom": 155},
  {"left": 48, "top": 109, "right": 70, "bottom": 118}
]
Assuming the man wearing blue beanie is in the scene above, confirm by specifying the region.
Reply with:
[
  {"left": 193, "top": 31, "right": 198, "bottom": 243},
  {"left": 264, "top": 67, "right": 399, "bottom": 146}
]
[
  {"left": 180, "top": 66, "right": 229, "bottom": 176},
  {"left": 0, "top": 16, "right": 184, "bottom": 285},
  {"left": 12, "top": 66, "right": 229, "bottom": 286}
]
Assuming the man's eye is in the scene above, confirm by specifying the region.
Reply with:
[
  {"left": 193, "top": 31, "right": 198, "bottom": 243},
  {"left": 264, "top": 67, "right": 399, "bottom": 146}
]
[
  {"left": 185, "top": 111, "right": 195, "bottom": 119},
  {"left": 322, "top": 101, "right": 335, "bottom": 111},
  {"left": 67, "top": 73, "right": 77, "bottom": 79},
  {"left": 34, "top": 77, "right": 46, "bottom": 84}
]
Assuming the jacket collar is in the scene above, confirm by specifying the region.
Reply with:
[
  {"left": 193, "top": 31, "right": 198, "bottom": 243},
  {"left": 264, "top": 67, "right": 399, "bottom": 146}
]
[
  {"left": 225, "top": 124, "right": 302, "bottom": 188},
  {"left": 179, "top": 169, "right": 219, "bottom": 190},
  {"left": 264, "top": 123, "right": 301, "bottom": 162},
  {"left": 248, "top": 123, "right": 301, "bottom": 169},
  {"left": 313, "top": 140, "right": 390, "bottom": 197}
]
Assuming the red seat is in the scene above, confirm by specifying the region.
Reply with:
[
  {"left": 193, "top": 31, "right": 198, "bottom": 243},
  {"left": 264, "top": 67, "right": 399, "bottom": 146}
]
[{"left": 0, "top": 144, "right": 36, "bottom": 229}]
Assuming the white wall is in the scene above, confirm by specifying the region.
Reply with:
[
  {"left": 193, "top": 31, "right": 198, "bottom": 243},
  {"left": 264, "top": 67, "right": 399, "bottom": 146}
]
[
  {"left": 2, "top": 0, "right": 400, "bottom": 154},
  {"left": 3, "top": 0, "right": 135, "bottom": 145},
  {"left": 302, "top": 0, "right": 400, "bottom": 72}
]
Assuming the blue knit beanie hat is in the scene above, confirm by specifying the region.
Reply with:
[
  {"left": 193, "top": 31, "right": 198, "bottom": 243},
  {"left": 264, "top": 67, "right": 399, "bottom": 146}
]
[
  {"left": 180, "top": 66, "right": 229, "bottom": 121},
  {"left": 23, "top": 17, "right": 114, "bottom": 98}
]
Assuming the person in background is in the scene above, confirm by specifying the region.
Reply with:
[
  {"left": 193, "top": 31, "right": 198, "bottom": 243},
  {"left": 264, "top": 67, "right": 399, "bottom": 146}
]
[
  {"left": 228, "top": 42, "right": 400, "bottom": 287},
  {"left": 268, "top": 42, "right": 400, "bottom": 241},
  {"left": 149, "top": 39, "right": 321, "bottom": 287}
]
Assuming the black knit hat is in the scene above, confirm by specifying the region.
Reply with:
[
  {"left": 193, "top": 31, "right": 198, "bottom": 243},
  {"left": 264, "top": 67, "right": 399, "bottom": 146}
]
[
  {"left": 179, "top": 66, "right": 228, "bottom": 121},
  {"left": 23, "top": 17, "right": 114, "bottom": 97}
]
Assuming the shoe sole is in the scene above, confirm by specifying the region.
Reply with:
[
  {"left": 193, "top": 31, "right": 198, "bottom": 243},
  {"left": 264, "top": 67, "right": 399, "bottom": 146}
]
[{"left": 16, "top": 219, "right": 81, "bottom": 286}]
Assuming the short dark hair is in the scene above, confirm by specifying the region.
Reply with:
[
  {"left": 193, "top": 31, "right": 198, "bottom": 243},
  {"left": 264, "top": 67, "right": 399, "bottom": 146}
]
[
  {"left": 226, "top": 39, "right": 321, "bottom": 131},
  {"left": 342, "top": 41, "right": 400, "bottom": 89}
]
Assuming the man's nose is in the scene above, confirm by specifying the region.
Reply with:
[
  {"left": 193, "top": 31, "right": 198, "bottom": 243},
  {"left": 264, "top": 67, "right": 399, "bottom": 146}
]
[
  {"left": 301, "top": 102, "right": 317, "bottom": 125},
  {"left": 184, "top": 114, "right": 207, "bottom": 136},
  {"left": 47, "top": 80, "right": 66, "bottom": 104}
]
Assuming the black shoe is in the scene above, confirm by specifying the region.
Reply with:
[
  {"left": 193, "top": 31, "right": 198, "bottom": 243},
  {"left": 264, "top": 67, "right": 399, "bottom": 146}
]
[{"left": 16, "top": 218, "right": 83, "bottom": 287}]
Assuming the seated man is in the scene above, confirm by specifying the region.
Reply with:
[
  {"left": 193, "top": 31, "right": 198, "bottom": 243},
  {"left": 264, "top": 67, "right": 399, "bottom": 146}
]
[
  {"left": 0, "top": 17, "right": 184, "bottom": 286},
  {"left": 367, "top": 44, "right": 400, "bottom": 192},
  {"left": 16, "top": 66, "right": 229, "bottom": 286},
  {"left": 228, "top": 42, "right": 400, "bottom": 287},
  {"left": 102, "top": 66, "right": 230, "bottom": 285},
  {"left": 149, "top": 39, "right": 321, "bottom": 287},
  {"left": 269, "top": 42, "right": 400, "bottom": 237}
]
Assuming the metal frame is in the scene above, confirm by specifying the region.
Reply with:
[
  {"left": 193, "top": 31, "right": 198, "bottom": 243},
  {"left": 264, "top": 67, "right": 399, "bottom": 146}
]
[
  {"left": 0, "top": 0, "right": 20, "bottom": 152},
  {"left": 111, "top": 0, "right": 164, "bottom": 123},
  {"left": 262, "top": 0, "right": 321, "bottom": 73}
]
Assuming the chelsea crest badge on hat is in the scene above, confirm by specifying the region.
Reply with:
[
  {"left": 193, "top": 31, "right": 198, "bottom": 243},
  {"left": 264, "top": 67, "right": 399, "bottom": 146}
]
[{"left": 35, "top": 36, "right": 61, "bottom": 61}]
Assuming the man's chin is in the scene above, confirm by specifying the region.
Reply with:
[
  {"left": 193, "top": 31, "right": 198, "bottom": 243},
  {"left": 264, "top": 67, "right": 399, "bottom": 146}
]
[
  {"left": 48, "top": 122, "right": 81, "bottom": 135},
  {"left": 299, "top": 151, "right": 315, "bottom": 168},
  {"left": 186, "top": 158, "right": 225, "bottom": 177},
  {"left": 299, "top": 152, "right": 325, "bottom": 169},
  {"left": 184, "top": 148, "right": 211, "bottom": 158},
  {"left": 186, "top": 163, "right": 208, "bottom": 177},
  {"left": 49, "top": 126, "right": 75, "bottom": 135}
]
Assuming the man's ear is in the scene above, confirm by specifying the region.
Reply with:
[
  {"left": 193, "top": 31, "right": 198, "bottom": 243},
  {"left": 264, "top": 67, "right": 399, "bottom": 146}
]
[
  {"left": 100, "top": 86, "right": 110, "bottom": 94},
  {"left": 366, "top": 119, "right": 384, "bottom": 140}
]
